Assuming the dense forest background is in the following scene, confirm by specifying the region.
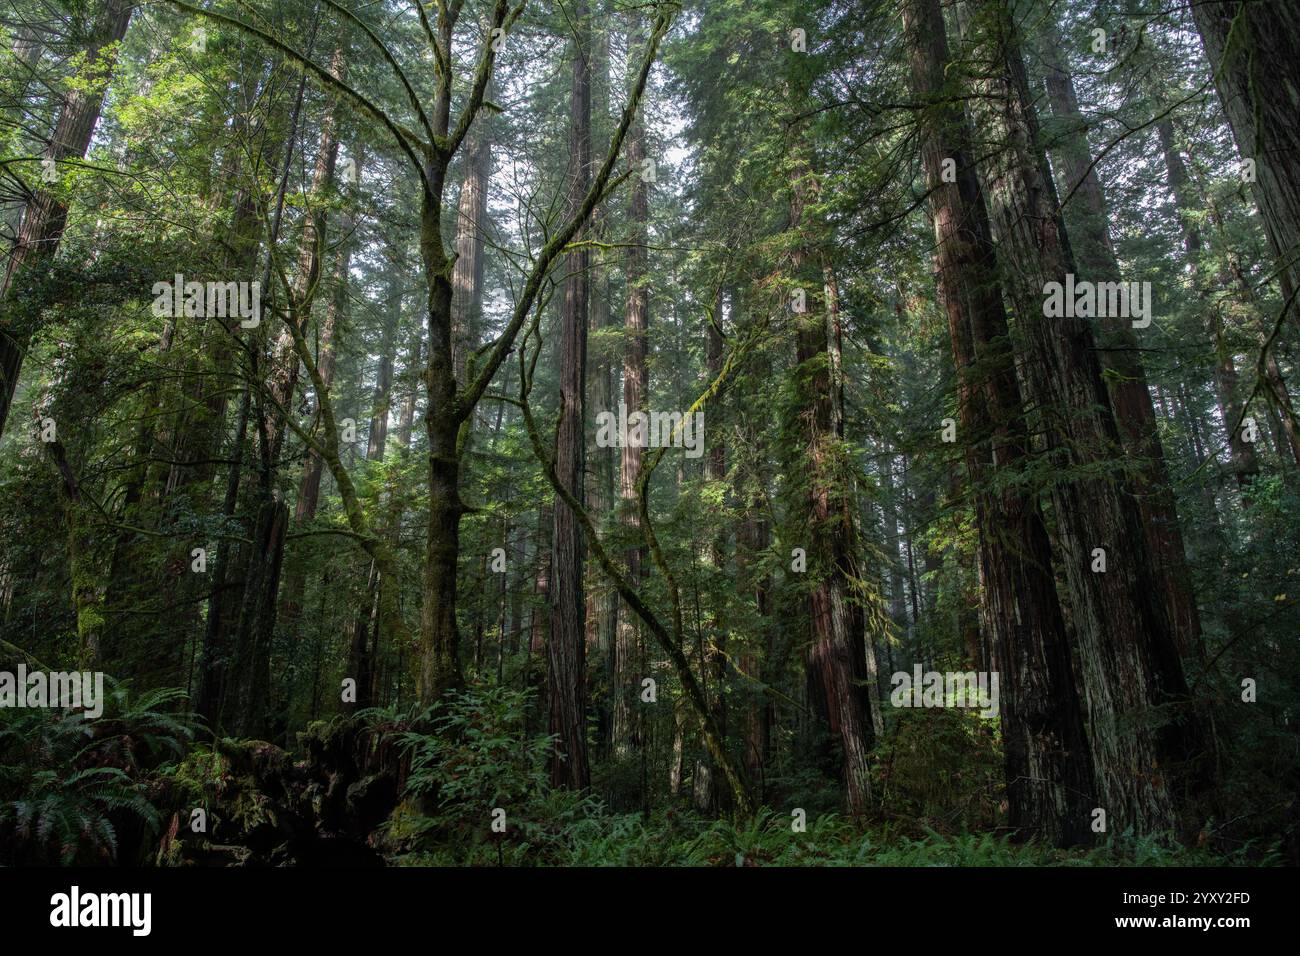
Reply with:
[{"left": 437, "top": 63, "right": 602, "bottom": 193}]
[{"left": 1, "top": 0, "right": 1298, "bottom": 867}]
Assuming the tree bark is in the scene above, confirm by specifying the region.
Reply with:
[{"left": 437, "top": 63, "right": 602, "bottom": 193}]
[
  {"left": 693, "top": 287, "right": 729, "bottom": 814},
  {"left": 1038, "top": 29, "right": 1203, "bottom": 658},
  {"left": 548, "top": 0, "right": 593, "bottom": 790},
  {"left": 613, "top": 12, "right": 651, "bottom": 763},
  {"left": 0, "top": 0, "right": 133, "bottom": 437},
  {"left": 1190, "top": 0, "right": 1300, "bottom": 334},
  {"left": 787, "top": 151, "right": 875, "bottom": 816},
  {"left": 969, "top": 0, "right": 1207, "bottom": 835},
  {"left": 584, "top": 26, "right": 617, "bottom": 752},
  {"left": 903, "top": 0, "right": 1094, "bottom": 846}
]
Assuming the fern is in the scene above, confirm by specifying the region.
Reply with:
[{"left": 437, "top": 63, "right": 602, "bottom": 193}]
[{"left": 0, "top": 677, "right": 199, "bottom": 864}]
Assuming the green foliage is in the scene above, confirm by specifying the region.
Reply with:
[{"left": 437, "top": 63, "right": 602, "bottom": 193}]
[
  {"left": 384, "top": 684, "right": 555, "bottom": 861},
  {"left": 2, "top": 0, "right": 1297, "bottom": 869},
  {"left": 399, "top": 685, "right": 552, "bottom": 809},
  {"left": 873, "top": 709, "right": 1004, "bottom": 835},
  {"left": 0, "top": 681, "right": 199, "bottom": 864},
  {"left": 384, "top": 798, "right": 1279, "bottom": 867}
]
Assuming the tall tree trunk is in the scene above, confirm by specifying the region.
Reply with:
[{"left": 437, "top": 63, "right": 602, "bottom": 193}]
[
  {"left": 1038, "top": 29, "right": 1203, "bottom": 659},
  {"left": 196, "top": 388, "right": 251, "bottom": 729},
  {"left": 734, "top": 303, "right": 773, "bottom": 793},
  {"left": 903, "top": 0, "right": 1094, "bottom": 846},
  {"left": 613, "top": 12, "right": 650, "bottom": 763},
  {"left": 227, "top": 495, "right": 289, "bottom": 738},
  {"left": 548, "top": 0, "right": 593, "bottom": 790},
  {"left": 584, "top": 26, "right": 616, "bottom": 753},
  {"left": 0, "top": 0, "right": 133, "bottom": 437},
  {"left": 223, "top": 38, "right": 326, "bottom": 739},
  {"left": 414, "top": 5, "right": 469, "bottom": 706},
  {"left": 736, "top": 468, "right": 772, "bottom": 795},
  {"left": 148, "top": 87, "right": 278, "bottom": 702},
  {"left": 1190, "top": 0, "right": 1300, "bottom": 334},
  {"left": 787, "top": 151, "right": 874, "bottom": 815},
  {"left": 693, "top": 288, "right": 728, "bottom": 814},
  {"left": 969, "top": 0, "right": 1207, "bottom": 835},
  {"left": 261, "top": 50, "right": 336, "bottom": 471},
  {"left": 451, "top": 126, "right": 491, "bottom": 386},
  {"left": 419, "top": 0, "right": 664, "bottom": 716},
  {"left": 417, "top": 196, "right": 463, "bottom": 701},
  {"left": 192, "top": 64, "right": 295, "bottom": 732},
  {"left": 525, "top": 502, "right": 553, "bottom": 736},
  {"left": 880, "top": 456, "right": 909, "bottom": 656}
]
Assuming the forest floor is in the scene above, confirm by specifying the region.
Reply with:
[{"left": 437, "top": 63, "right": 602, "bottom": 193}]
[
  {"left": 3, "top": 681, "right": 1289, "bottom": 867},
  {"left": 142, "top": 719, "right": 1282, "bottom": 868}
]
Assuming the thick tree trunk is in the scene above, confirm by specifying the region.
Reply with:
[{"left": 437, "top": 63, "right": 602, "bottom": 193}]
[
  {"left": 584, "top": 28, "right": 616, "bottom": 751},
  {"left": 903, "top": 0, "right": 1094, "bottom": 846},
  {"left": 450, "top": 130, "right": 490, "bottom": 386},
  {"left": 418, "top": 188, "right": 464, "bottom": 701},
  {"left": 548, "top": 0, "right": 592, "bottom": 790},
  {"left": 613, "top": 12, "right": 650, "bottom": 762},
  {"left": 787, "top": 154, "right": 874, "bottom": 816},
  {"left": 1039, "top": 31, "right": 1203, "bottom": 659},
  {"left": 969, "top": 0, "right": 1207, "bottom": 835},
  {"left": 1191, "top": 0, "right": 1300, "bottom": 334}
]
